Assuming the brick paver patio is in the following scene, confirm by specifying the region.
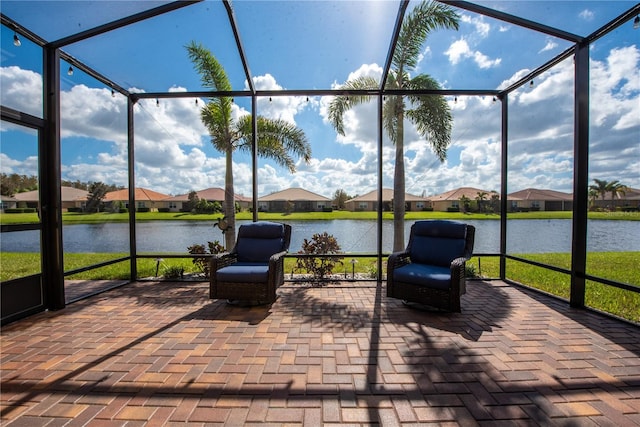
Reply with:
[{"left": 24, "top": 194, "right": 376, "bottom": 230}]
[{"left": 1, "top": 279, "right": 639, "bottom": 426}]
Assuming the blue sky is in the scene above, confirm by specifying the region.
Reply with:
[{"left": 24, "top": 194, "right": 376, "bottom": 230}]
[{"left": 1, "top": 0, "right": 638, "bottom": 199}]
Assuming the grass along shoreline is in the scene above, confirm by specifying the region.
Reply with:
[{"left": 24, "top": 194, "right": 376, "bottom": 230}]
[
  {"left": 1, "top": 251, "right": 638, "bottom": 323},
  {"left": 1, "top": 210, "right": 639, "bottom": 225}
]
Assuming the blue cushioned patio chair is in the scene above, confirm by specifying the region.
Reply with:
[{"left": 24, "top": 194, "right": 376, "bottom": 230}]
[
  {"left": 387, "top": 220, "right": 475, "bottom": 312},
  {"left": 210, "top": 221, "right": 291, "bottom": 305}
]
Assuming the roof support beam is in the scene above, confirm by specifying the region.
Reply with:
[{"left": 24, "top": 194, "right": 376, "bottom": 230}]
[
  {"left": 59, "top": 51, "right": 128, "bottom": 97},
  {"left": 437, "top": 0, "right": 584, "bottom": 43},
  {"left": 224, "top": 0, "right": 255, "bottom": 94},
  {"left": 380, "top": 0, "right": 410, "bottom": 90}
]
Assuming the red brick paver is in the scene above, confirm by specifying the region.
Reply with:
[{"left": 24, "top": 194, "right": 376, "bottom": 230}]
[{"left": 1, "top": 280, "right": 639, "bottom": 426}]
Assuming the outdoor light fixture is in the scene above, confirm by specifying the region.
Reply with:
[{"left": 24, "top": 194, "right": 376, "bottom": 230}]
[
  {"left": 530, "top": 80, "right": 534, "bottom": 88},
  {"left": 13, "top": 32, "right": 21, "bottom": 47},
  {"left": 454, "top": 96, "right": 458, "bottom": 103},
  {"left": 156, "top": 99, "right": 159, "bottom": 107},
  {"left": 350, "top": 258, "right": 358, "bottom": 280},
  {"left": 111, "top": 88, "right": 115, "bottom": 97},
  {"left": 195, "top": 99, "right": 198, "bottom": 106},
  {"left": 67, "top": 66, "right": 73, "bottom": 76},
  {"left": 634, "top": 15, "right": 639, "bottom": 29},
  {"left": 269, "top": 97, "right": 272, "bottom": 102}
]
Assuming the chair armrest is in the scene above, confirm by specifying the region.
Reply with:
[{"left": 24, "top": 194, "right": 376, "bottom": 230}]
[
  {"left": 268, "top": 250, "right": 288, "bottom": 291},
  {"left": 450, "top": 256, "right": 468, "bottom": 295},
  {"left": 268, "top": 250, "right": 288, "bottom": 265},
  {"left": 211, "top": 252, "right": 238, "bottom": 272},
  {"left": 387, "top": 250, "right": 410, "bottom": 277}
]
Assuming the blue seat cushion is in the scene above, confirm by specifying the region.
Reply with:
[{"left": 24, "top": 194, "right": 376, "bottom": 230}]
[
  {"left": 392, "top": 263, "right": 451, "bottom": 290},
  {"left": 216, "top": 262, "right": 269, "bottom": 282}
]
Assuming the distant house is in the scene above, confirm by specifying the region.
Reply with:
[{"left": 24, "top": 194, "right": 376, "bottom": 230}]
[
  {"left": 428, "top": 187, "right": 499, "bottom": 212},
  {"left": 508, "top": 188, "right": 573, "bottom": 211},
  {"left": 258, "top": 188, "right": 331, "bottom": 212},
  {"left": 344, "top": 188, "right": 428, "bottom": 212},
  {"left": 0, "top": 195, "right": 17, "bottom": 211},
  {"left": 619, "top": 187, "right": 640, "bottom": 211},
  {"left": 104, "top": 188, "right": 170, "bottom": 212},
  {"left": 590, "top": 187, "right": 640, "bottom": 211},
  {"left": 163, "top": 188, "right": 251, "bottom": 212},
  {"left": 12, "top": 186, "right": 89, "bottom": 212}
]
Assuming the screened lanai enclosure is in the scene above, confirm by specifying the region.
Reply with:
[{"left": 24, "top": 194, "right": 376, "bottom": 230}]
[{"left": 1, "top": 1, "right": 639, "bottom": 325}]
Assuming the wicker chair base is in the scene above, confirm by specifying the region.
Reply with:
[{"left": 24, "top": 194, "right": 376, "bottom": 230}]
[
  {"left": 388, "top": 281, "right": 462, "bottom": 312},
  {"left": 210, "top": 280, "right": 277, "bottom": 305}
]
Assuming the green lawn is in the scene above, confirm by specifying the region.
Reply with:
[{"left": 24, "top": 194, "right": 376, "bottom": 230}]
[
  {"left": 468, "top": 252, "right": 639, "bottom": 323},
  {"left": 2, "top": 209, "right": 639, "bottom": 225},
  {"left": 1, "top": 250, "right": 638, "bottom": 323}
]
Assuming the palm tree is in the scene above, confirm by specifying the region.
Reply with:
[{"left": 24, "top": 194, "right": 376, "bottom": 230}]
[
  {"left": 327, "top": 1, "right": 459, "bottom": 251},
  {"left": 608, "top": 180, "right": 628, "bottom": 209},
  {"left": 459, "top": 195, "right": 471, "bottom": 213},
  {"left": 475, "top": 191, "right": 488, "bottom": 213},
  {"left": 589, "top": 178, "right": 610, "bottom": 206},
  {"left": 187, "top": 41, "right": 311, "bottom": 249},
  {"left": 588, "top": 187, "right": 600, "bottom": 210}
]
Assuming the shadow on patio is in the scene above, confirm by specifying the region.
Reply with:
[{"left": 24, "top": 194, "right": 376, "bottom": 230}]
[{"left": 1, "top": 279, "right": 638, "bottom": 425}]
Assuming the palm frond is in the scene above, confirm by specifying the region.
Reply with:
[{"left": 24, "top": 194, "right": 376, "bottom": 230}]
[
  {"left": 393, "top": 1, "right": 459, "bottom": 73},
  {"left": 235, "top": 116, "right": 311, "bottom": 173},
  {"left": 327, "top": 76, "right": 378, "bottom": 136},
  {"left": 405, "top": 95, "right": 452, "bottom": 162},
  {"left": 186, "top": 41, "right": 232, "bottom": 92},
  {"left": 201, "top": 101, "right": 235, "bottom": 152},
  {"left": 383, "top": 96, "right": 401, "bottom": 145}
]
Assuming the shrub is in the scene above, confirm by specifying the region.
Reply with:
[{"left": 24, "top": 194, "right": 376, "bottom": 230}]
[
  {"left": 194, "top": 199, "right": 221, "bottom": 214},
  {"left": 158, "top": 207, "right": 170, "bottom": 213},
  {"left": 187, "top": 240, "right": 225, "bottom": 278},
  {"left": 163, "top": 265, "right": 184, "bottom": 279},
  {"left": 295, "top": 232, "right": 343, "bottom": 280},
  {"left": 465, "top": 264, "right": 477, "bottom": 278},
  {"left": 67, "top": 207, "right": 82, "bottom": 213},
  {"left": 137, "top": 207, "right": 151, "bottom": 212}
]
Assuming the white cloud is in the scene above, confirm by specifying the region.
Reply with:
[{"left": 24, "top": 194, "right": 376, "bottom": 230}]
[
  {"left": 249, "top": 73, "right": 307, "bottom": 124},
  {"left": 0, "top": 66, "right": 42, "bottom": 117},
  {"left": 445, "top": 38, "right": 501, "bottom": 69},
  {"left": 539, "top": 39, "right": 558, "bottom": 53},
  {"left": 579, "top": 9, "right": 594, "bottom": 21},
  {"left": 473, "top": 51, "right": 502, "bottom": 69},
  {"left": 445, "top": 38, "right": 471, "bottom": 65},
  {"left": 461, "top": 14, "right": 490, "bottom": 38}
]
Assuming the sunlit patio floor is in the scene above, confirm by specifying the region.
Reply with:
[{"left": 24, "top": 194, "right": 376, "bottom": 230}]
[{"left": 1, "top": 279, "right": 639, "bottom": 426}]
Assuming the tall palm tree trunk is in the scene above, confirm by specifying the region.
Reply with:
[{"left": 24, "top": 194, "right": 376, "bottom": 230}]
[
  {"left": 393, "top": 108, "right": 406, "bottom": 252},
  {"left": 224, "top": 147, "right": 236, "bottom": 250}
]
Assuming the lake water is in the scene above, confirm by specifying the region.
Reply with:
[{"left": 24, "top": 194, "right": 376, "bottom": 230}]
[{"left": 1, "top": 219, "right": 639, "bottom": 254}]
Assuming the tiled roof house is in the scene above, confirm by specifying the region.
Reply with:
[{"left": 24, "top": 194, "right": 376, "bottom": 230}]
[
  {"left": 104, "top": 188, "right": 170, "bottom": 211},
  {"left": 258, "top": 188, "right": 331, "bottom": 212},
  {"left": 163, "top": 188, "right": 251, "bottom": 212},
  {"left": 345, "top": 188, "right": 428, "bottom": 212}
]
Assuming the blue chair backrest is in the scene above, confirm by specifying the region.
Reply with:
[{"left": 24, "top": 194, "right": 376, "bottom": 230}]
[
  {"left": 236, "top": 222, "right": 287, "bottom": 263},
  {"left": 409, "top": 220, "right": 468, "bottom": 267}
]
